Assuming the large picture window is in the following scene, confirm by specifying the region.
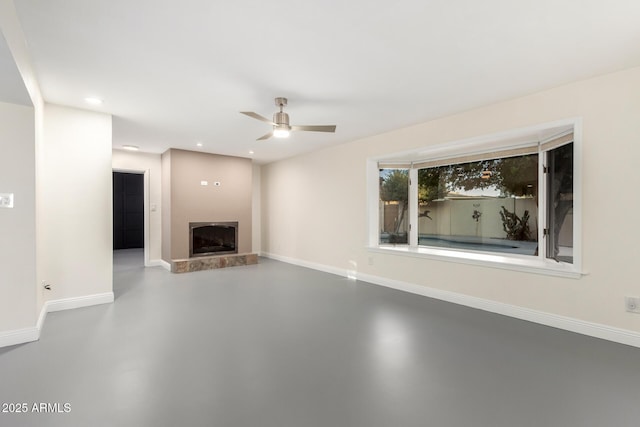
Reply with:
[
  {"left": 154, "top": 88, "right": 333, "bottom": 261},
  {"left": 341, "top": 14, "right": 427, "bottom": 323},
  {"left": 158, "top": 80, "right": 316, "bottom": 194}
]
[
  {"left": 369, "top": 121, "right": 580, "bottom": 277},
  {"left": 416, "top": 153, "right": 540, "bottom": 256}
]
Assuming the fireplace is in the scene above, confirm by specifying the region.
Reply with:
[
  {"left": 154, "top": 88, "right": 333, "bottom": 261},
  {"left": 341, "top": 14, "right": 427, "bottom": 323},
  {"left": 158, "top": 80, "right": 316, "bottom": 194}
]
[{"left": 189, "top": 222, "right": 238, "bottom": 257}]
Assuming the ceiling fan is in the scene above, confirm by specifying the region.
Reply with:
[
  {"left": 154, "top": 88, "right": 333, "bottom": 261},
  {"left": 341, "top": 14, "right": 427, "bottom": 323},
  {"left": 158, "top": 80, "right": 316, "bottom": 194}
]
[{"left": 241, "top": 97, "right": 336, "bottom": 140}]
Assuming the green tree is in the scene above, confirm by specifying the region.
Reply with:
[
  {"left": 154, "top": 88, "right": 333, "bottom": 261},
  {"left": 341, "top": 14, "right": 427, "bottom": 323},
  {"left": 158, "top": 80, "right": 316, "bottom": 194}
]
[
  {"left": 418, "top": 156, "right": 538, "bottom": 200},
  {"left": 380, "top": 169, "right": 409, "bottom": 236},
  {"left": 417, "top": 168, "right": 443, "bottom": 203},
  {"left": 418, "top": 155, "right": 539, "bottom": 243}
]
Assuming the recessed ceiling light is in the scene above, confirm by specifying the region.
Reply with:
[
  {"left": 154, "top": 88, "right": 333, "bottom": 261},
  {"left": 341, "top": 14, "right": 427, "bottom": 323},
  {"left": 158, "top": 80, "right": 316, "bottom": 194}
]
[
  {"left": 122, "top": 145, "right": 139, "bottom": 151},
  {"left": 84, "top": 97, "right": 103, "bottom": 105},
  {"left": 196, "top": 142, "right": 203, "bottom": 147},
  {"left": 249, "top": 150, "right": 254, "bottom": 155}
]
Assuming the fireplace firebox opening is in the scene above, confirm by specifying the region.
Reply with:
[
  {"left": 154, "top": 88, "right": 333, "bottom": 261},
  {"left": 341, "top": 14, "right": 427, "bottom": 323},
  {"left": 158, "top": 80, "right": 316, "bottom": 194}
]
[{"left": 189, "top": 222, "right": 238, "bottom": 257}]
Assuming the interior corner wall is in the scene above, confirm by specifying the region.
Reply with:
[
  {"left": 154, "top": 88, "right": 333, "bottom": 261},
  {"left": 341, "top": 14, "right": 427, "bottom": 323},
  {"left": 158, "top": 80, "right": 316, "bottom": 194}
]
[
  {"left": 252, "top": 163, "right": 261, "bottom": 254},
  {"left": 261, "top": 66, "right": 640, "bottom": 335},
  {"left": 162, "top": 149, "right": 253, "bottom": 261},
  {"left": 39, "top": 103, "right": 113, "bottom": 301},
  {"left": 112, "top": 149, "right": 162, "bottom": 263},
  {"left": 0, "top": 101, "right": 36, "bottom": 331},
  {"left": 161, "top": 149, "right": 172, "bottom": 261}
]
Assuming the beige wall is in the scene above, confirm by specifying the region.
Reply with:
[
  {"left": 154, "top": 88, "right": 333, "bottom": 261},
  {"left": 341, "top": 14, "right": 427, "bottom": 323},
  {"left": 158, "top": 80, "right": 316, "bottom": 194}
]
[
  {"left": 162, "top": 149, "right": 253, "bottom": 260},
  {"left": 252, "top": 163, "right": 261, "bottom": 254},
  {"left": 0, "top": 101, "right": 36, "bottom": 331},
  {"left": 112, "top": 149, "right": 163, "bottom": 264},
  {"left": 161, "top": 149, "right": 172, "bottom": 261},
  {"left": 261, "top": 66, "right": 640, "bottom": 334}
]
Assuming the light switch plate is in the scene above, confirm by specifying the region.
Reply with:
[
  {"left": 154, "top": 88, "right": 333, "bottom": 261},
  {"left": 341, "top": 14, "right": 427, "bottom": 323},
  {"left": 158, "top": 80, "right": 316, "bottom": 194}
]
[{"left": 0, "top": 193, "right": 14, "bottom": 208}]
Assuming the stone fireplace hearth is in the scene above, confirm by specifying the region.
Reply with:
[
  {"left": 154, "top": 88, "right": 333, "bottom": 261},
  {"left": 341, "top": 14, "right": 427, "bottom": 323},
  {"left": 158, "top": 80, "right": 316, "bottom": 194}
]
[{"left": 171, "top": 253, "right": 257, "bottom": 273}]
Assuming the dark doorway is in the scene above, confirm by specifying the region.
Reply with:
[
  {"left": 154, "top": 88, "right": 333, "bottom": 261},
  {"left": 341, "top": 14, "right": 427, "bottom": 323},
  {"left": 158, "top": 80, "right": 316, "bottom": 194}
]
[{"left": 113, "top": 172, "right": 144, "bottom": 250}]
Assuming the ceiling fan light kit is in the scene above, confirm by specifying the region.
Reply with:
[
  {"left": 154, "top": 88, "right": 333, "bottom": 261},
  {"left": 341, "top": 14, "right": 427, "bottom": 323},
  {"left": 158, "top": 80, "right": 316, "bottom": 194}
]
[
  {"left": 273, "top": 127, "right": 291, "bottom": 138},
  {"left": 241, "top": 97, "right": 336, "bottom": 141}
]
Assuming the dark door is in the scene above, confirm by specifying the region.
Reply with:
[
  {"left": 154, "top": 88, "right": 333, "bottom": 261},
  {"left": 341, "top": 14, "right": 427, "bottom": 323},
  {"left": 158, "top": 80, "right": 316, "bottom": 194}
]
[{"left": 113, "top": 172, "right": 144, "bottom": 250}]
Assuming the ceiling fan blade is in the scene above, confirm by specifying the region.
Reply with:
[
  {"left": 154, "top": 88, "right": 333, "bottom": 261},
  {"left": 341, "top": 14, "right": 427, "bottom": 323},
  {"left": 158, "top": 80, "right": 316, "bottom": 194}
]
[
  {"left": 257, "top": 131, "right": 273, "bottom": 141},
  {"left": 291, "top": 125, "right": 337, "bottom": 133},
  {"left": 241, "top": 111, "right": 275, "bottom": 125}
]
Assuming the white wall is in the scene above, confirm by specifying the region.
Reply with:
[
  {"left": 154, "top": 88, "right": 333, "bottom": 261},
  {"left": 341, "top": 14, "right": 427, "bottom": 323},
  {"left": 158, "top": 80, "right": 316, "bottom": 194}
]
[
  {"left": 1, "top": 5, "right": 113, "bottom": 346},
  {"left": 112, "top": 149, "right": 162, "bottom": 264},
  {"left": 39, "top": 103, "right": 113, "bottom": 301},
  {"left": 0, "top": 101, "right": 36, "bottom": 331},
  {"left": 261, "top": 66, "right": 640, "bottom": 336}
]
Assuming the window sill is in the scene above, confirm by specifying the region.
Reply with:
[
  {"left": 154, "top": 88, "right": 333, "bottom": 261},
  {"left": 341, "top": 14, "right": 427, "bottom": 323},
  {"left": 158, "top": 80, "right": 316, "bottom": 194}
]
[{"left": 368, "top": 245, "right": 584, "bottom": 279}]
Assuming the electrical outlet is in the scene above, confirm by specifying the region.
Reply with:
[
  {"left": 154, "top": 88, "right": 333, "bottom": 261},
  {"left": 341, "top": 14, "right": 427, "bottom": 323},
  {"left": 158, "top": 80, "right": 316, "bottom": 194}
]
[
  {"left": 625, "top": 297, "right": 640, "bottom": 313},
  {"left": 0, "top": 193, "right": 14, "bottom": 208}
]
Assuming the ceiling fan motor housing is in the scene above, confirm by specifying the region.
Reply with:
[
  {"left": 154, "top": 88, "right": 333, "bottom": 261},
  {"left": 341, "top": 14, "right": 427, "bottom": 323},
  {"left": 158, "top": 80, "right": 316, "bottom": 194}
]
[{"left": 273, "top": 111, "right": 291, "bottom": 130}]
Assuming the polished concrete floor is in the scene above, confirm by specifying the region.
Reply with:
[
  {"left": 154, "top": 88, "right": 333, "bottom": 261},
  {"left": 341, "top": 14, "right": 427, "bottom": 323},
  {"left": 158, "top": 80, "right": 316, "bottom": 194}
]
[{"left": 1, "top": 249, "right": 639, "bottom": 426}]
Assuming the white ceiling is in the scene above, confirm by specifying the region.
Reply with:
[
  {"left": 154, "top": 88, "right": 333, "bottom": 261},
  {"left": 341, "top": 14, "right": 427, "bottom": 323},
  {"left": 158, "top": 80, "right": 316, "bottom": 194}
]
[{"left": 7, "top": 0, "right": 640, "bottom": 163}]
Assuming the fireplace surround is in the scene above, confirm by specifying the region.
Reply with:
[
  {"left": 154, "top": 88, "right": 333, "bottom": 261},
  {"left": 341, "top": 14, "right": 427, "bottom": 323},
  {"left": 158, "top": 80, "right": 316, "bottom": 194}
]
[{"left": 189, "top": 222, "right": 238, "bottom": 258}]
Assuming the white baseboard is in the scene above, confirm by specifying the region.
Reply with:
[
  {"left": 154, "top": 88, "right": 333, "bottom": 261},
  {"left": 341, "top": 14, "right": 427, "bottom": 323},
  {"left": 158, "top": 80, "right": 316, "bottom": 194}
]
[
  {"left": 0, "top": 292, "right": 114, "bottom": 349},
  {"left": 147, "top": 259, "right": 171, "bottom": 270},
  {"left": 36, "top": 302, "right": 47, "bottom": 331},
  {"left": 45, "top": 292, "right": 114, "bottom": 313},
  {"left": 262, "top": 252, "right": 640, "bottom": 349},
  {"left": 0, "top": 327, "right": 39, "bottom": 348},
  {"left": 262, "top": 252, "right": 348, "bottom": 278},
  {"left": 154, "top": 259, "right": 171, "bottom": 271}
]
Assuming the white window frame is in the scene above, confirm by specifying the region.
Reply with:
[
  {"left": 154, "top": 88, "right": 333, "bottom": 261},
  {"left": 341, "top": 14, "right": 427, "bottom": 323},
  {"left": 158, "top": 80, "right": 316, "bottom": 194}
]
[{"left": 367, "top": 119, "right": 583, "bottom": 278}]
